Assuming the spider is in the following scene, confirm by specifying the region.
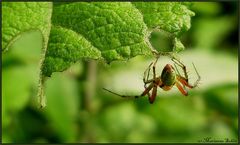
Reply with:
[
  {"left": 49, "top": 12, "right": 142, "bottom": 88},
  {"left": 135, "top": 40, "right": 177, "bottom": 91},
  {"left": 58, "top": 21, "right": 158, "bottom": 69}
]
[{"left": 103, "top": 57, "right": 201, "bottom": 104}]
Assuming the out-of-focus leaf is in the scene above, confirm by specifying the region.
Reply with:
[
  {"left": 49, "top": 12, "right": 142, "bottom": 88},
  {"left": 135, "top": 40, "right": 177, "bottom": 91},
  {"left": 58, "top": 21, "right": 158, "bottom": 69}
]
[
  {"left": 2, "top": 66, "right": 37, "bottom": 112},
  {"left": 2, "top": 132, "right": 12, "bottom": 143},
  {"left": 99, "top": 103, "right": 156, "bottom": 142},
  {"left": 209, "top": 121, "right": 238, "bottom": 139},
  {"left": 145, "top": 97, "right": 207, "bottom": 133},
  {"left": 203, "top": 83, "right": 238, "bottom": 117},
  {"left": 100, "top": 103, "right": 138, "bottom": 142},
  {"left": 192, "top": 2, "right": 221, "bottom": 16},
  {"left": 2, "top": 31, "right": 42, "bottom": 129},
  {"left": 149, "top": 31, "right": 173, "bottom": 52},
  {"left": 192, "top": 16, "right": 236, "bottom": 49},
  {"left": 2, "top": 31, "right": 42, "bottom": 143},
  {"left": 44, "top": 73, "right": 80, "bottom": 142}
]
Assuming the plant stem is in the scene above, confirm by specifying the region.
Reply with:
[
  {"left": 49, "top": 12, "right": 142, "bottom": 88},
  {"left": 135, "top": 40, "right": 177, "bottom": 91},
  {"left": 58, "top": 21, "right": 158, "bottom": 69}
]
[
  {"left": 84, "top": 60, "right": 97, "bottom": 112},
  {"left": 77, "top": 60, "right": 97, "bottom": 142}
]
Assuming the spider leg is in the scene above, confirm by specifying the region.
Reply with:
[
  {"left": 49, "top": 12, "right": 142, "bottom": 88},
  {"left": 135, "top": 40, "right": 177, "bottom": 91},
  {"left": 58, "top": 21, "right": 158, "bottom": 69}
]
[
  {"left": 176, "top": 75, "right": 193, "bottom": 89},
  {"left": 149, "top": 84, "right": 157, "bottom": 104},
  {"left": 143, "top": 62, "right": 153, "bottom": 85},
  {"left": 176, "top": 63, "right": 201, "bottom": 88},
  {"left": 143, "top": 57, "right": 159, "bottom": 98},
  {"left": 141, "top": 83, "right": 154, "bottom": 97},
  {"left": 103, "top": 83, "right": 154, "bottom": 99},
  {"left": 172, "top": 57, "right": 201, "bottom": 88},
  {"left": 173, "top": 63, "right": 181, "bottom": 76},
  {"left": 175, "top": 81, "right": 188, "bottom": 96},
  {"left": 143, "top": 82, "right": 151, "bottom": 99},
  {"left": 192, "top": 62, "right": 201, "bottom": 87},
  {"left": 173, "top": 63, "right": 186, "bottom": 89},
  {"left": 148, "top": 57, "right": 161, "bottom": 103},
  {"left": 143, "top": 56, "right": 159, "bottom": 84},
  {"left": 171, "top": 57, "right": 188, "bottom": 82},
  {"left": 143, "top": 62, "right": 154, "bottom": 97},
  {"left": 152, "top": 57, "right": 159, "bottom": 80}
]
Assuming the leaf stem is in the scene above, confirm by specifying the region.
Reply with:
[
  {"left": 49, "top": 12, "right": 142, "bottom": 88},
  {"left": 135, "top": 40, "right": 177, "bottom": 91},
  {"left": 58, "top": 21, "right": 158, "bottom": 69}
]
[{"left": 37, "top": 75, "right": 47, "bottom": 108}]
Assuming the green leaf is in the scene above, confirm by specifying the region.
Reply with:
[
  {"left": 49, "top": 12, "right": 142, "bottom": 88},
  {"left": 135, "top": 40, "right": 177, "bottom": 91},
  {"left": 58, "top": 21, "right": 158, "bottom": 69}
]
[
  {"left": 173, "top": 38, "right": 185, "bottom": 53},
  {"left": 2, "top": 2, "right": 195, "bottom": 107},
  {"left": 42, "top": 2, "right": 151, "bottom": 77},
  {"left": 133, "top": 2, "right": 194, "bottom": 53},
  {"left": 2, "top": 2, "right": 52, "bottom": 52},
  {"left": 2, "top": 2, "right": 52, "bottom": 108},
  {"left": 42, "top": 26, "right": 101, "bottom": 77},
  {"left": 42, "top": 2, "right": 195, "bottom": 77},
  {"left": 133, "top": 2, "right": 195, "bottom": 36}
]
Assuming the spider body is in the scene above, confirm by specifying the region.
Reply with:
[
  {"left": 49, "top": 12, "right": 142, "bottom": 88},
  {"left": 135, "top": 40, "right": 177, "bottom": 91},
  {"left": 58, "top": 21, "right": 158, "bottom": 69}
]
[
  {"left": 103, "top": 58, "right": 201, "bottom": 104},
  {"left": 160, "top": 64, "right": 176, "bottom": 88}
]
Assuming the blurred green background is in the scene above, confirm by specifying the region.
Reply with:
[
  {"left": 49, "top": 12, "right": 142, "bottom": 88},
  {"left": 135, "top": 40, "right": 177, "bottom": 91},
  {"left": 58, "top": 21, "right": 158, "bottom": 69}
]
[{"left": 2, "top": 2, "right": 238, "bottom": 143}]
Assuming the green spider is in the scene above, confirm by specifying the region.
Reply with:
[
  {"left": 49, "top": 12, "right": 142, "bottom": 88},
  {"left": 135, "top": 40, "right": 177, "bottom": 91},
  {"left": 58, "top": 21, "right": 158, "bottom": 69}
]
[{"left": 103, "top": 57, "right": 201, "bottom": 104}]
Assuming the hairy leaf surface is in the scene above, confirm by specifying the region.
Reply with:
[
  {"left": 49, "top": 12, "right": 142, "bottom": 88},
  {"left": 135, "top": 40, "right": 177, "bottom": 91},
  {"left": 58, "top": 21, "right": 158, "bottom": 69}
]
[{"left": 2, "top": 2, "right": 195, "bottom": 107}]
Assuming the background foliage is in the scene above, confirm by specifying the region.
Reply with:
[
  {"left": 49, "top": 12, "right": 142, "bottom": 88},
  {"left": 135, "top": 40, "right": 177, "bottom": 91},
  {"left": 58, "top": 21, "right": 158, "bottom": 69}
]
[{"left": 2, "top": 2, "right": 238, "bottom": 143}]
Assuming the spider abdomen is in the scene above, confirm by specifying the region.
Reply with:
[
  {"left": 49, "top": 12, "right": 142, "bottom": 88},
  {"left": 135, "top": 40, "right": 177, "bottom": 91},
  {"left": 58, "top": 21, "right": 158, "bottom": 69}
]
[{"left": 161, "top": 64, "right": 177, "bottom": 86}]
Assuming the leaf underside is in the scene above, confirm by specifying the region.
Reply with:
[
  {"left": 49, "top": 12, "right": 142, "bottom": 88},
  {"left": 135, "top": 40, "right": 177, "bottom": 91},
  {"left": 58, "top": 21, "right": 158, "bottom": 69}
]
[
  {"left": 2, "top": 2, "right": 52, "bottom": 52},
  {"left": 2, "top": 2, "right": 195, "bottom": 107},
  {"left": 2, "top": 2, "right": 194, "bottom": 77},
  {"left": 42, "top": 2, "right": 151, "bottom": 76}
]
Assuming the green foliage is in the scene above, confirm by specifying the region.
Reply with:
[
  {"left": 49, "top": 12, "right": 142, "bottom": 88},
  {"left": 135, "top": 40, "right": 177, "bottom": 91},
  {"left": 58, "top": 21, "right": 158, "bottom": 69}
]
[
  {"left": 134, "top": 2, "right": 194, "bottom": 54},
  {"left": 173, "top": 38, "right": 185, "bottom": 53},
  {"left": 2, "top": 31, "right": 42, "bottom": 121},
  {"left": 193, "top": 16, "right": 236, "bottom": 50},
  {"left": 2, "top": 2, "right": 195, "bottom": 107},
  {"left": 2, "top": 31, "right": 43, "bottom": 143},
  {"left": 43, "top": 2, "right": 150, "bottom": 76},
  {"left": 2, "top": 2, "right": 238, "bottom": 143},
  {"left": 44, "top": 73, "right": 80, "bottom": 142},
  {"left": 2, "top": 2, "right": 194, "bottom": 76},
  {"left": 133, "top": 2, "right": 195, "bottom": 36},
  {"left": 2, "top": 2, "right": 52, "bottom": 52},
  {"left": 190, "top": 2, "right": 238, "bottom": 53},
  {"left": 42, "top": 26, "right": 101, "bottom": 77},
  {"left": 203, "top": 84, "right": 238, "bottom": 117}
]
